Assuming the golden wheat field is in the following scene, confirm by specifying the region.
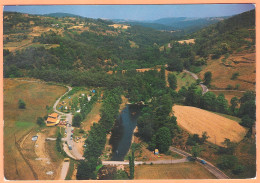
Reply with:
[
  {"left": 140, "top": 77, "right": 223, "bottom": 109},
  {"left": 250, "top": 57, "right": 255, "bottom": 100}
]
[{"left": 172, "top": 105, "right": 247, "bottom": 146}]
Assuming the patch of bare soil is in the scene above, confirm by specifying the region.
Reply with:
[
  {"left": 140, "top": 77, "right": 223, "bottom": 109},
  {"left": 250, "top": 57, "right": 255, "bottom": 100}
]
[{"left": 19, "top": 127, "right": 63, "bottom": 180}]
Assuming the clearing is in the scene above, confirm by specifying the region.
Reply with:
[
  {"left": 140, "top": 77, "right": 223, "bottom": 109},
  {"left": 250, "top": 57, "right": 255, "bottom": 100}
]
[
  {"left": 178, "top": 39, "right": 195, "bottom": 44},
  {"left": 199, "top": 51, "right": 255, "bottom": 91},
  {"left": 172, "top": 105, "right": 247, "bottom": 146},
  {"left": 4, "top": 78, "right": 67, "bottom": 180},
  {"left": 134, "top": 162, "right": 216, "bottom": 179},
  {"left": 108, "top": 24, "right": 130, "bottom": 29}
]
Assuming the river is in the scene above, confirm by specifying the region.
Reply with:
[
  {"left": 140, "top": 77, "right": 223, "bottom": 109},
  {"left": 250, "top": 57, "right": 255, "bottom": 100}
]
[{"left": 110, "top": 104, "right": 143, "bottom": 161}]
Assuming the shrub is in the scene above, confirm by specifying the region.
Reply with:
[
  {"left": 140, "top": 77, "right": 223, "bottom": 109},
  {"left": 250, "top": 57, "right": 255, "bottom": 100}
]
[
  {"left": 226, "top": 84, "right": 233, "bottom": 90},
  {"left": 231, "top": 72, "right": 239, "bottom": 80},
  {"left": 37, "top": 117, "right": 45, "bottom": 127},
  {"left": 18, "top": 99, "right": 26, "bottom": 109},
  {"left": 232, "top": 164, "right": 245, "bottom": 174},
  {"left": 217, "top": 155, "right": 238, "bottom": 170}
]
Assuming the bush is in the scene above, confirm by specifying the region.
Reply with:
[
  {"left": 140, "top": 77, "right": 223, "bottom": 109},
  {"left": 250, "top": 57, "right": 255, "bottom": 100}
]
[
  {"left": 73, "top": 113, "right": 82, "bottom": 127},
  {"left": 37, "top": 117, "right": 45, "bottom": 127},
  {"left": 217, "top": 155, "right": 238, "bottom": 170},
  {"left": 241, "top": 115, "right": 255, "bottom": 128},
  {"left": 231, "top": 72, "right": 239, "bottom": 80},
  {"left": 226, "top": 84, "right": 233, "bottom": 90},
  {"left": 79, "top": 129, "right": 85, "bottom": 133},
  {"left": 18, "top": 99, "right": 26, "bottom": 109},
  {"left": 232, "top": 164, "right": 245, "bottom": 174}
]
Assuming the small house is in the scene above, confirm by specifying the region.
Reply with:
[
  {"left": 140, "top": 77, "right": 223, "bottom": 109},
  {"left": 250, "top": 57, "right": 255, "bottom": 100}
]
[
  {"left": 154, "top": 149, "right": 159, "bottom": 155},
  {"left": 46, "top": 113, "right": 59, "bottom": 127}
]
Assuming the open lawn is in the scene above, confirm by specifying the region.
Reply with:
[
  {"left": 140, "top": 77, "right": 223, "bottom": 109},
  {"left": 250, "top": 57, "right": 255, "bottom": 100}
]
[
  {"left": 4, "top": 78, "right": 67, "bottom": 180},
  {"left": 172, "top": 105, "right": 247, "bottom": 146},
  {"left": 134, "top": 162, "right": 216, "bottom": 179}
]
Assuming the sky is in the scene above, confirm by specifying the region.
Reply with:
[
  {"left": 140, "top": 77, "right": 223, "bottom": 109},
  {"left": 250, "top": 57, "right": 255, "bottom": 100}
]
[{"left": 4, "top": 4, "right": 255, "bottom": 21}]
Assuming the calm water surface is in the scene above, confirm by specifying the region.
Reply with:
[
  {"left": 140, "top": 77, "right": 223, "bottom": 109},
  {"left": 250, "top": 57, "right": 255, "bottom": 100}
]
[{"left": 110, "top": 104, "right": 142, "bottom": 161}]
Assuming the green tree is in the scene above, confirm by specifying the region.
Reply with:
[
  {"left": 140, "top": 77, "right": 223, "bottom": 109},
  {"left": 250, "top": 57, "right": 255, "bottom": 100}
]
[
  {"left": 37, "top": 117, "right": 45, "bottom": 127},
  {"left": 230, "top": 97, "right": 239, "bottom": 115},
  {"left": 241, "top": 115, "right": 255, "bottom": 128},
  {"left": 217, "top": 155, "right": 238, "bottom": 170},
  {"left": 232, "top": 164, "right": 245, "bottom": 174},
  {"left": 56, "top": 129, "right": 62, "bottom": 153},
  {"left": 203, "top": 71, "right": 212, "bottom": 86},
  {"left": 191, "top": 144, "right": 203, "bottom": 158},
  {"left": 76, "top": 158, "right": 98, "bottom": 180},
  {"left": 18, "top": 99, "right": 26, "bottom": 109},
  {"left": 154, "top": 127, "right": 172, "bottom": 153},
  {"left": 200, "top": 92, "right": 217, "bottom": 111},
  {"left": 113, "top": 170, "right": 129, "bottom": 180},
  {"left": 216, "top": 93, "right": 228, "bottom": 114},
  {"left": 168, "top": 73, "right": 177, "bottom": 90},
  {"left": 201, "top": 131, "right": 209, "bottom": 144},
  {"left": 129, "top": 150, "right": 135, "bottom": 179},
  {"left": 72, "top": 113, "right": 82, "bottom": 127}
]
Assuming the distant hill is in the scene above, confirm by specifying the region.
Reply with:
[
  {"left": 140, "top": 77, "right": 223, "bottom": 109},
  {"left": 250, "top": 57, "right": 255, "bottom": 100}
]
[
  {"left": 43, "top": 12, "right": 83, "bottom": 18},
  {"left": 114, "top": 16, "right": 228, "bottom": 33}
]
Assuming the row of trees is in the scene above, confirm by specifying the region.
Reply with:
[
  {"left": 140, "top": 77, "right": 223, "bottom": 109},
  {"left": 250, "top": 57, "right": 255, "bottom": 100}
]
[
  {"left": 76, "top": 87, "right": 122, "bottom": 180},
  {"left": 173, "top": 82, "right": 255, "bottom": 128},
  {"left": 72, "top": 92, "right": 98, "bottom": 127}
]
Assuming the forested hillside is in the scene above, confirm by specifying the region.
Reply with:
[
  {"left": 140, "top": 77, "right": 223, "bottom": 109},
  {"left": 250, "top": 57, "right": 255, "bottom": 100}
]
[{"left": 3, "top": 9, "right": 255, "bottom": 91}]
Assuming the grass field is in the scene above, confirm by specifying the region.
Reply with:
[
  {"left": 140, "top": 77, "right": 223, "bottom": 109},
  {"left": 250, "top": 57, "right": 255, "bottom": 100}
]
[
  {"left": 4, "top": 78, "right": 67, "bottom": 180},
  {"left": 134, "top": 162, "right": 216, "bottom": 179},
  {"left": 172, "top": 71, "right": 196, "bottom": 91},
  {"left": 129, "top": 40, "right": 139, "bottom": 48},
  {"left": 172, "top": 105, "right": 247, "bottom": 146},
  {"left": 81, "top": 102, "right": 102, "bottom": 131}
]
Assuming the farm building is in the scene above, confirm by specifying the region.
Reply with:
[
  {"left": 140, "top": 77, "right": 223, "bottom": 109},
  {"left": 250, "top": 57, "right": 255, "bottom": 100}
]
[{"left": 46, "top": 113, "right": 60, "bottom": 127}]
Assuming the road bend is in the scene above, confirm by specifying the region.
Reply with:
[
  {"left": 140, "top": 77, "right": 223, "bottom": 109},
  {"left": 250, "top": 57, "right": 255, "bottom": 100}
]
[
  {"left": 183, "top": 69, "right": 208, "bottom": 94},
  {"left": 169, "top": 147, "right": 229, "bottom": 179},
  {"left": 53, "top": 86, "right": 84, "bottom": 160}
]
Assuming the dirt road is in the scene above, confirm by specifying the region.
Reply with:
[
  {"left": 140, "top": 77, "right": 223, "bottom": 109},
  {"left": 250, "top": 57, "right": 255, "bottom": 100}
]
[{"left": 59, "top": 161, "right": 70, "bottom": 180}]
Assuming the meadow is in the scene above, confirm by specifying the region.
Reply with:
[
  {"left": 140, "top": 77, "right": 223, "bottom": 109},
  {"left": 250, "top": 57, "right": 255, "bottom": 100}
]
[{"left": 4, "top": 78, "right": 67, "bottom": 180}]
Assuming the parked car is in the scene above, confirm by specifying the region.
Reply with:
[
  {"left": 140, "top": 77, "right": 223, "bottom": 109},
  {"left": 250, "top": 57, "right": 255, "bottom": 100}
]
[
  {"left": 68, "top": 145, "right": 72, "bottom": 150},
  {"left": 64, "top": 158, "right": 70, "bottom": 162},
  {"left": 200, "top": 160, "right": 207, "bottom": 164}
]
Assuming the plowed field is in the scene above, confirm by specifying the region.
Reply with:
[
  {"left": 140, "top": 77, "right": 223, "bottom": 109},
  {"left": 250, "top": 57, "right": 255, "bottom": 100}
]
[{"left": 172, "top": 105, "right": 247, "bottom": 146}]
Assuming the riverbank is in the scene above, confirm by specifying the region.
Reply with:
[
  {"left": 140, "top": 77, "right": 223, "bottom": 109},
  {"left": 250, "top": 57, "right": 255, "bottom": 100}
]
[{"left": 101, "top": 95, "right": 129, "bottom": 161}]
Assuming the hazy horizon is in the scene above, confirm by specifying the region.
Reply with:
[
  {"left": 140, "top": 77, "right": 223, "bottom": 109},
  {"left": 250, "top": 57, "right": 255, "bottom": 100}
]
[{"left": 4, "top": 4, "right": 255, "bottom": 21}]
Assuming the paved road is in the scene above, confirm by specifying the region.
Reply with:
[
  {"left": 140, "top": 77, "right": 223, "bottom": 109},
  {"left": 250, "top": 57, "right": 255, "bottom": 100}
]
[
  {"left": 59, "top": 161, "right": 70, "bottom": 180},
  {"left": 183, "top": 69, "right": 208, "bottom": 94},
  {"left": 53, "top": 86, "right": 84, "bottom": 160},
  {"left": 102, "top": 158, "right": 188, "bottom": 166},
  {"left": 169, "top": 147, "right": 229, "bottom": 179}
]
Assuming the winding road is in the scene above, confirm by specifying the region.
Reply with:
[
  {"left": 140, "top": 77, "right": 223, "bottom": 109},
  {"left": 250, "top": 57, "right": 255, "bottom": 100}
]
[
  {"left": 53, "top": 86, "right": 85, "bottom": 160},
  {"left": 53, "top": 85, "right": 84, "bottom": 180},
  {"left": 183, "top": 69, "right": 209, "bottom": 94},
  {"left": 53, "top": 84, "right": 228, "bottom": 179},
  {"left": 169, "top": 147, "right": 229, "bottom": 179}
]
